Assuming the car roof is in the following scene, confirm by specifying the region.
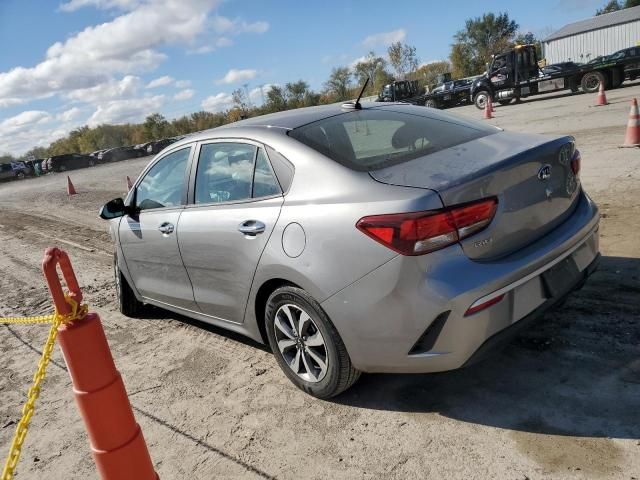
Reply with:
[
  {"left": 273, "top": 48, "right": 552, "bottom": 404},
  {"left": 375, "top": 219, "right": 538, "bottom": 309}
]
[{"left": 170, "top": 103, "right": 447, "bottom": 150}]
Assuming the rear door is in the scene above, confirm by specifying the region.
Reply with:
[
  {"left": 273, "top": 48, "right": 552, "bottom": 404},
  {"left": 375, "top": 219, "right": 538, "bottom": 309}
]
[
  {"left": 118, "top": 145, "right": 197, "bottom": 309},
  {"left": 177, "top": 140, "right": 284, "bottom": 323}
]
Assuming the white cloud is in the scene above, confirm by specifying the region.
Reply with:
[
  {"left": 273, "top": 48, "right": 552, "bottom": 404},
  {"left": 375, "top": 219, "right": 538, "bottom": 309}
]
[
  {"left": 216, "top": 37, "right": 233, "bottom": 47},
  {"left": 174, "top": 89, "right": 195, "bottom": 101},
  {"left": 59, "top": 0, "right": 142, "bottom": 12},
  {"left": 0, "top": 97, "right": 27, "bottom": 108},
  {"left": 0, "top": 110, "right": 60, "bottom": 154},
  {"left": 146, "top": 75, "right": 174, "bottom": 88},
  {"left": 175, "top": 79, "right": 191, "bottom": 88},
  {"left": 65, "top": 75, "right": 142, "bottom": 104},
  {"left": 217, "top": 68, "right": 257, "bottom": 85},
  {"left": 57, "top": 107, "right": 83, "bottom": 122},
  {"left": 0, "top": 1, "right": 218, "bottom": 104},
  {"left": 0, "top": 111, "right": 52, "bottom": 134},
  {"left": 201, "top": 92, "right": 234, "bottom": 112},
  {"left": 87, "top": 95, "right": 165, "bottom": 126},
  {"left": 362, "top": 28, "right": 406, "bottom": 47},
  {"left": 349, "top": 55, "right": 369, "bottom": 68},
  {"left": 211, "top": 16, "right": 269, "bottom": 35}
]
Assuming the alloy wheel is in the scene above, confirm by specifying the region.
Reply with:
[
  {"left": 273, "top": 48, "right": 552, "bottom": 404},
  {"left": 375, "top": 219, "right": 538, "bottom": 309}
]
[{"left": 273, "top": 304, "right": 328, "bottom": 383}]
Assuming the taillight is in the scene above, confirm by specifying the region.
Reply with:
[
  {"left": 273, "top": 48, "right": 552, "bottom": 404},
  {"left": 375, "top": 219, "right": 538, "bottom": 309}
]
[
  {"left": 356, "top": 198, "right": 498, "bottom": 256},
  {"left": 571, "top": 149, "right": 581, "bottom": 176}
]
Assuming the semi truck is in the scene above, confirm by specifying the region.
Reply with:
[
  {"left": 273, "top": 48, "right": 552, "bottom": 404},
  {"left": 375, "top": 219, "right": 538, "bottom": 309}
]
[{"left": 470, "top": 43, "right": 640, "bottom": 109}]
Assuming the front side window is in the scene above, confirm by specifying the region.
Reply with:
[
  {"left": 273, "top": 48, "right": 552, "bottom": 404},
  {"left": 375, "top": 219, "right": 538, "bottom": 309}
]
[
  {"left": 289, "top": 108, "right": 494, "bottom": 171},
  {"left": 136, "top": 147, "right": 190, "bottom": 211}
]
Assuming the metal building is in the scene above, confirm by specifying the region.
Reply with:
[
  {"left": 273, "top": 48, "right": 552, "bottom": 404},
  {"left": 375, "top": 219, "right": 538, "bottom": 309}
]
[{"left": 543, "top": 6, "right": 640, "bottom": 64}]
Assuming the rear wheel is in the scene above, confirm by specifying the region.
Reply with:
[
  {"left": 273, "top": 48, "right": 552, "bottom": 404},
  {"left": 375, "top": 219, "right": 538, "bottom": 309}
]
[
  {"left": 581, "top": 71, "right": 606, "bottom": 93},
  {"left": 114, "top": 253, "right": 142, "bottom": 317},
  {"left": 474, "top": 90, "right": 490, "bottom": 110},
  {"left": 265, "top": 286, "right": 360, "bottom": 398}
]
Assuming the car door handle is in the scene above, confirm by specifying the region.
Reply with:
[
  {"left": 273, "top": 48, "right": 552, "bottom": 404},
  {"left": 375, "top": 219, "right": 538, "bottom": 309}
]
[
  {"left": 158, "top": 222, "right": 175, "bottom": 235},
  {"left": 238, "top": 220, "right": 266, "bottom": 235}
]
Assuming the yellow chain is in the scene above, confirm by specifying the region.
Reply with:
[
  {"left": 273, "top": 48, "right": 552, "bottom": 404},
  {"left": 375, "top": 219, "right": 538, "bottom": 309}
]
[
  {"left": 0, "top": 314, "right": 56, "bottom": 325},
  {"left": 1, "top": 296, "right": 88, "bottom": 480}
]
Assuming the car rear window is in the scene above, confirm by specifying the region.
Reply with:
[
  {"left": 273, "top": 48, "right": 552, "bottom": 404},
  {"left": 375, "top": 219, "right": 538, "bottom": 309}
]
[{"left": 288, "top": 108, "right": 494, "bottom": 171}]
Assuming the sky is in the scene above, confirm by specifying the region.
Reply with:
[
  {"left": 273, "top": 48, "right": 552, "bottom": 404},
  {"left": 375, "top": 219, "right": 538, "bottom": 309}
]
[{"left": 0, "top": 0, "right": 604, "bottom": 156}]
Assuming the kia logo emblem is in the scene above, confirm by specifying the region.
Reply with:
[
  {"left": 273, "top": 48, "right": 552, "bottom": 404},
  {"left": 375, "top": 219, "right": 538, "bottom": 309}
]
[{"left": 538, "top": 164, "right": 552, "bottom": 181}]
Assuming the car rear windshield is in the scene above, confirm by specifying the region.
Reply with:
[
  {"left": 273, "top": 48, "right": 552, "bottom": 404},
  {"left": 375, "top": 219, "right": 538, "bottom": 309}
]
[{"left": 288, "top": 108, "right": 494, "bottom": 171}]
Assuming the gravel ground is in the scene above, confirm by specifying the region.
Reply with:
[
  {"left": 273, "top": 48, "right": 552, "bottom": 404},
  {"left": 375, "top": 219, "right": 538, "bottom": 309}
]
[{"left": 0, "top": 83, "right": 639, "bottom": 480}]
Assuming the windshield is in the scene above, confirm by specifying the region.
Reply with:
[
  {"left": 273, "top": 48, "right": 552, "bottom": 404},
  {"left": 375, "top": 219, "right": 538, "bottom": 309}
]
[{"left": 288, "top": 108, "right": 495, "bottom": 171}]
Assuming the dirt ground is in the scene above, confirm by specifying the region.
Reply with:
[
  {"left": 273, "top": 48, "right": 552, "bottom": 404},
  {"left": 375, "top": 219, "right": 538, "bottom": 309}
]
[{"left": 1, "top": 83, "right": 639, "bottom": 480}]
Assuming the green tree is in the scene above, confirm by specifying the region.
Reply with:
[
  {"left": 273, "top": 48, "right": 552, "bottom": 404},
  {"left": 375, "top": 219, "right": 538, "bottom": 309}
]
[
  {"left": 324, "top": 67, "right": 352, "bottom": 101},
  {"left": 451, "top": 12, "right": 519, "bottom": 77},
  {"left": 596, "top": 0, "right": 621, "bottom": 14},
  {"left": 264, "top": 85, "right": 288, "bottom": 112},
  {"left": 143, "top": 113, "right": 171, "bottom": 141},
  {"left": 387, "top": 42, "right": 419, "bottom": 79},
  {"left": 285, "top": 80, "right": 309, "bottom": 108},
  {"left": 353, "top": 51, "right": 388, "bottom": 94},
  {"left": 232, "top": 88, "right": 249, "bottom": 114}
]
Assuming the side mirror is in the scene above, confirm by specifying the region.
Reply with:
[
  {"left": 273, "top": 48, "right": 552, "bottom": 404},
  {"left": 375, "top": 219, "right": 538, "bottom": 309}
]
[{"left": 99, "top": 197, "right": 127, "bottom": 220}]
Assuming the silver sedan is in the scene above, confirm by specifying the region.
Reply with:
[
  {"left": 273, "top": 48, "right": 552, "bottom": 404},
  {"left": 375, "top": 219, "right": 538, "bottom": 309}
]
[{"left": 100, "top": 103, "right": 600, "bottom": 398}]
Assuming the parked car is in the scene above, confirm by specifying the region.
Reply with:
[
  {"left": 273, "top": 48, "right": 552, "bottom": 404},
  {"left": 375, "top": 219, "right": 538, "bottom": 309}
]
[
  {"left": 146, "top": 137, "right": 178, "bottom": 155},
  {"left": 100, "top": 103, "right": 600, "bottom": 398},
  {"left": 98, "top": 146, "right": 140, "bottom": 162},
  {"left": 45, "top": 153, "right": 95, "bottom": 172},
  {"left": 0, "top": 162, "right": 30, "bottom": 181}
]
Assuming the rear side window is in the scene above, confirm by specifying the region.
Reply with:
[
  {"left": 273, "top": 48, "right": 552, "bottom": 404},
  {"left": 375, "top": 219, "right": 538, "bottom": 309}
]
[{"left": 288, "top": 108, "right": 493, "bottom": 171}]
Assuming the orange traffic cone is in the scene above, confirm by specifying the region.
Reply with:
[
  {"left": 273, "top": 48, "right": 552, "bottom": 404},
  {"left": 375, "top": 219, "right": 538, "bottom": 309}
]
[
  {"left": 622, "top": 98, "right": 640, "bottom": 147},
  {"left": 43, "top": 248, "right": 158, "bottom": 480},
  {"left": 595, "top": 82, "right": 608, "bottom": 106},
  {"left": 483, "top": 97, "right": 493, "bottom": 119},
  {"left": 67, "top": 176, "right": 77, "bottom": 195},
  {"left": 126, "top": 176, "right": 133, "bottom": 190}
]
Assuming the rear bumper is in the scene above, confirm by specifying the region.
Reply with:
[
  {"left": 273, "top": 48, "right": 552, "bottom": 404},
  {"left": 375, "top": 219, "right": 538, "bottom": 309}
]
[
  {"left": 321, "top": 190, "right": 600, "bottom": 373},
  {"left": 462, "top": 252, "right": 600, "bottom": 368}
]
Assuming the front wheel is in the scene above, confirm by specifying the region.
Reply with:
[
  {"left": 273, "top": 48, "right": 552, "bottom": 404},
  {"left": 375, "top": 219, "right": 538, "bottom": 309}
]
[
  {"left": 474, "top": 91, "right": 490, "bottom": 110},
  {"left": 114, "top": 253, "right": 143, "bottom": 317},
  {"left": 581, "top": 71, "right": 606, "bottom": 93},
  {"left": 265, "top": 286, "right": 360, "bottom": 398}
]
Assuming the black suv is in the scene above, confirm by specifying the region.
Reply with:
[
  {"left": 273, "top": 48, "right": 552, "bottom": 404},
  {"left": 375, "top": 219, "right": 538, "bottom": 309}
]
[{"left": 45, "top": 154, "right": 95, "bottom": 172}]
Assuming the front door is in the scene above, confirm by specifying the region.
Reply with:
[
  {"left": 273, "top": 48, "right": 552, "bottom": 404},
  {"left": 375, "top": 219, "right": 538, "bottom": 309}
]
[
  {"left": 177, "top": 141, "right": 284, "bottom": 323},
  {"left": 119, "top": 146, "right": 197, "bottom": 310}
]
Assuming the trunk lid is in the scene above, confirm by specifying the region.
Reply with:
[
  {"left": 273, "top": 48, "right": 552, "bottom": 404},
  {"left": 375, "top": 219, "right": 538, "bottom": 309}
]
[{"left": 369, "top": 131, "right": 580, "bottom": 260}]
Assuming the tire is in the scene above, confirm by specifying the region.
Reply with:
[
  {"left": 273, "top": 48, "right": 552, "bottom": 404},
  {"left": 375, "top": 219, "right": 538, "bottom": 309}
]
[
  {"left": 114, "top": 253, "right": 143, "bottom": 317},
  {"left": 474, "top": 90, "right": 490, "bottom": 110},
  {"left": 581, "top": 71, "right": 606, "bottom": 93},
  {"left": 16, "top": 172, "right": 25, "bottom": 179},
  {"left": 88, "top": 158, "right": 96, "bottom": 167},
  {"left": 265, "top": 286, "right": 360, "bottom": 398},
  {"left": 425, "top": 99, "right": 437, "bottom": 108}
]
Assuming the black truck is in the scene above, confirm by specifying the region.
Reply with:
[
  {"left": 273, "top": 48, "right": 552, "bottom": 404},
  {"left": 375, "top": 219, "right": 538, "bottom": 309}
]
[
  {"left": 470, "top": 44, "right": 640, "bottom": 109},
  {"left": 376, "top": 78, "right": 477, "bottom": 109}
]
